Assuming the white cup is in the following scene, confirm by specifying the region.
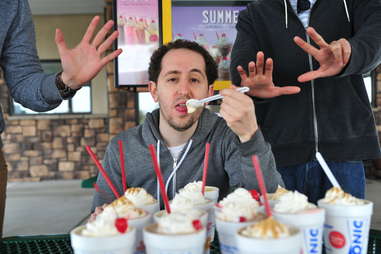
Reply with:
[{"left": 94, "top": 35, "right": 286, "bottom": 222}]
[
  {"left": 215, "top": 217, "right": 255, "bottom": 254},
  {"left": 71, "top": 225, "right": 136, "bottom": 254},
  {"left": 236, "top": 226, "right": 302, "bottom": 254},
  {"left": 318, "top": 200, "right": 373, "bottom": 254},
  {"left": 273, "top": 208, "right": 325, "bottom": 254},
  {"left": 129, "top": 212, "right": 152, "bottom": 254},
  {"left": 143, "top": 224, "right": 207, "bottom": 254}
]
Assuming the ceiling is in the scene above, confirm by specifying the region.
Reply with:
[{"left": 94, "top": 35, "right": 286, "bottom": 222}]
[{"left": 28, "top": 0, "right": 105, "bottom": 15}]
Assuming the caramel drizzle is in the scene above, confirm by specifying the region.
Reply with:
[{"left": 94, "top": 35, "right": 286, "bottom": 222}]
[{"left": 250, "top": 217, "right": 288, "bottom": 239}]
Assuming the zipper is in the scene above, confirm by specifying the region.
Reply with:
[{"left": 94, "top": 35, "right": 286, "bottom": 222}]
[{"left": 172, "top": 158, "right": 177, "bottom": 195}]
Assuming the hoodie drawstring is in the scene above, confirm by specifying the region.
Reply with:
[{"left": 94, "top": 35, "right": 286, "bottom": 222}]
[
  {"left": 342, "top": 0, "right": 350, "bottom": 23},
  {"left": 155, "top": 139, "right": 193, "bottom": 206},
  {"left": 284, "top": 0, "right": 289, "bottom": 28},
  {"left": 283, "top": 0, "right": 350, "bottom": 29},
  {"left": 166, "top": 140, "right": 193, "bottom": 197}
]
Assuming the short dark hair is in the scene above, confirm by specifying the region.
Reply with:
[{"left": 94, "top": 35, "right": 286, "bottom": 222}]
[{"left": 148, "top": 39, "right": 218, "bottom": 85}]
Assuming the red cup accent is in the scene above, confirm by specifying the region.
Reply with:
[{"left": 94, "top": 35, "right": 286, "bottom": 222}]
[{"left": 329, "top": 231, "right": 346, "bottom": 249}]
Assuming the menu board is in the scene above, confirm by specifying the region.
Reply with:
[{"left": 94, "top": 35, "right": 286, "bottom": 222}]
[
  {"left": 172, "top": 2, "right": 247, "bottom": 82},
  {"left": 114, "top": 0, "right": 160, "bottom": 87}
]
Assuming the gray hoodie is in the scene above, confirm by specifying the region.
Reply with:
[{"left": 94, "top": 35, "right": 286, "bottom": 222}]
[{"left": 92, "top": 108, "right": 283, "bottom": 209}]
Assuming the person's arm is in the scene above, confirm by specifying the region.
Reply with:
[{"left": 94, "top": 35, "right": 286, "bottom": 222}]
[
  {"left": 343, "top": 0, "right": 381, "bottom": 75},
  {"left": 222, "top": 127, "right": 283, "bottom": 193},
  {"left": 2, "top": 1, "right": 121, "bottom": 112},
  {"left": 231, "top": 9, "right": 299, "bottom": 99},
  {"left": 91, "top": 139, "right": 124, "bottom": 211},
  {"left": 1, "top": 0, "right": 62, "bottom": 111},
  {"left": 219, "top": 87, "right": 284, "bottom": 192}
]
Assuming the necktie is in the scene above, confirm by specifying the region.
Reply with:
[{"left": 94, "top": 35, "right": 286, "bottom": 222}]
[{"left": 297, "top": 0, "right": 311, "bottom": 13}]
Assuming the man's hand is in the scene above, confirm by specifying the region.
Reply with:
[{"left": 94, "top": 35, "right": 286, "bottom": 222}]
[
  {"left": 294, "top": 27, "right": 351, "bottom": 83},
  {"left": 219, "top": 86, "right": 258, "bottom": 143},
  {"left": 237, "top": 51, "right": 300, "bottom": 98},
  {"left": 56, "top": 16, "right": 123, "bottom": 90}
]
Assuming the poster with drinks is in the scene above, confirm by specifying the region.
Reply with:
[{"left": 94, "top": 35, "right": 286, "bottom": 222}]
[
  {"left": 172, "top": 4, "right": 247, "bottom": 81},
  {"left": 115, "top": 0, "right": 160, "bottom": 86}
]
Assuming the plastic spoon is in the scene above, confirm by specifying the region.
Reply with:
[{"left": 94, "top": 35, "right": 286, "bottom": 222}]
[{"left": 186, "top": 86, "right": 250, "bottom": 113}]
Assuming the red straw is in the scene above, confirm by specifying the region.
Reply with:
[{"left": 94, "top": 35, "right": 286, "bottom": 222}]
[
  {"left": 86, "top": 146, "right": 121, "bottom": 199},
  {"left": 251, "top": 155, "right": 272, "bottom": 217},
  {"left": 148, "top": 144, "right": 171, "bottom": 214},
  {"left": 118, "top": 140, "right": 127, "bottom": 192},
  {"left": 201, "top": 143, "right": 210, "bottom": 195}
]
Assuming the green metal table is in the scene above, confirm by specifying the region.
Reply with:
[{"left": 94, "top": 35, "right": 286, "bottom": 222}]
[{"left": 1, "top": 229, "right": 380, "bottom": 254}]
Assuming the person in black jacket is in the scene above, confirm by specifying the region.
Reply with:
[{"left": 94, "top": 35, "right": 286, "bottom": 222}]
[{"left": 230, "top": 0, "right": 381, "bottom": 203}]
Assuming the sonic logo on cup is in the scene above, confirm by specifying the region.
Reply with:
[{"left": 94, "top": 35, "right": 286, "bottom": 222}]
[
  {"left": 349, "top": 220, "right": 365, "bottom": 254},
  {"left": 329, "top": 231, "right": 346, "bottom": 249},
  {"left": 306, "top": 228, "right": 320, "bottom": 253}
]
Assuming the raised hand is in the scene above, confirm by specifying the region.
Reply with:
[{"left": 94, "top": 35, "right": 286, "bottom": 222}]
[
  {"left": 237, "top": 52, "right": 300, "bottom": 98},
  {"left": 219, "top": 86, "right": 258, "bottom": 143},
  {"left": 55, "top": 16, "right": 123, "bottom": 90},
  {"left": 294, "top": 27, "right": 351, "bottom": 83}
]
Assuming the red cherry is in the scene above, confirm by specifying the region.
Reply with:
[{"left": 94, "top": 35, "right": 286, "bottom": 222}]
[
  {"left": 150, "top": 34, "right": 159, "bottom": 42},
  {"left": 249, "top": 189, "right": 261, "bottom": 201},
  {"left": 192, "top": 219, "right": 203, "bottom": 231},
  {"left": 115, "top": 218, "right": 128, "bottom": 233},
  {"left": 239, "top": 216, "right": 247, "bottom": 222}
]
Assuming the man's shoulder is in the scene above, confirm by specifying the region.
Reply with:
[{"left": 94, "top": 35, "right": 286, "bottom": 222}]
[{"left": 108, "top": 124, "right": 144, "bottom": 147}]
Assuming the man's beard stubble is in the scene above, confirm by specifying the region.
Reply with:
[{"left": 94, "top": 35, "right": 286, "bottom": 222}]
[{"left": 160, "top": 107, "right": 201, "bottom": 132}]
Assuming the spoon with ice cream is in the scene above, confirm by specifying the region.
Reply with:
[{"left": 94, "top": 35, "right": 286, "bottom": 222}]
[{"left": 186, "top": 86, "right": 250, "bottom": 114}]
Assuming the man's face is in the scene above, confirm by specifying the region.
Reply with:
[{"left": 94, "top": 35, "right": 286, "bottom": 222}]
[{"left": 149, "top": 48, "right": 213, "bottom": 131}]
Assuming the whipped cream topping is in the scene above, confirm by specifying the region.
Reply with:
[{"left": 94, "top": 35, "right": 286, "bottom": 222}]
[
  {"left": 217, "top": 188, "right": 260, "bottom": 222},
  {"left": 82, "top": 206, "right": 120, "bottom": 237},
  {"left": 124, "top": 187, "right": 157, "bottom": 206},
  {"left": 274, "top": 191, "right": 316, "bottom": 213},
  {"left": 171, "top": 184, "right": 211, "bottom": 211},
  {"left": 187, "top": 104, "right": 197, "bottom": 114},
  {"left": 109, "top": 196, "right": 147, "bottom": 218},
  {"left": 240, "top": 217, "right": 291, "bottom": 239},
  {"left": 268, "top": 185, "right": 289, "bottom": 201},
  {"left": 156, "top": 210, "right": 203, "bottom": 234},
  {"left": 219, "top": 188, "right": 258, "bottom": 206},
  {"left": 320, "top": 187, "right": 366, "bottom": 205}
]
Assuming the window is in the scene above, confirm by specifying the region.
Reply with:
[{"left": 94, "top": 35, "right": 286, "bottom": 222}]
[
  {"left": 11, "top": 60, "right": 92, "bottom": 115},
  {"left": 138, "top": 92, "right": 158, "bottom": 123}
]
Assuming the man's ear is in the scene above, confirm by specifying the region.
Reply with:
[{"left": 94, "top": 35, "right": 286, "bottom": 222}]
[
  {"left": 208, "top": 85, "right": 214, "bottom": 97},
  {"left": 148, "top": 81, "right": 159, "bottom": 102}
]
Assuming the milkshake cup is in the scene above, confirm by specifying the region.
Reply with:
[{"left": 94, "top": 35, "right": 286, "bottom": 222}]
[
  {"left": 171, "top": 182, "right": 217, "bottom": 252},
  {"left": 318, "top": 190, "right": 373, "bottom": 254},
  {"left": 214, "top": 188, "right": 262, "bottom": 254},
  {"left": 274, "top": 209, "right": 325, "bottom": 254},
  {"left": 215, "top": 217, "right": 261, "bottom": 254},
  {"left": 144, "top": 224, "right": 206, "bottom": 254},
  {"left": 236, "top": 217, "right": 303, "bottom": 254},
  {"left": 273, "top": 190, "right": 325, "bottom": 254},
  {"left": 71, "top": 225, "right": 136, "bottom": 254}
]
